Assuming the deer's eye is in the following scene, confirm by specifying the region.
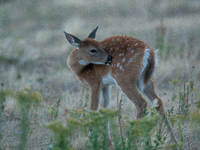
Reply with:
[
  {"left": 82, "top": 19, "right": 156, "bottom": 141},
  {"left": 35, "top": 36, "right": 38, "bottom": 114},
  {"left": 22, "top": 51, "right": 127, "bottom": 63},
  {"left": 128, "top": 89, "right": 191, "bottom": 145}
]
[{"left": 90, "top": 49, "right": 97, "bottom": 54}]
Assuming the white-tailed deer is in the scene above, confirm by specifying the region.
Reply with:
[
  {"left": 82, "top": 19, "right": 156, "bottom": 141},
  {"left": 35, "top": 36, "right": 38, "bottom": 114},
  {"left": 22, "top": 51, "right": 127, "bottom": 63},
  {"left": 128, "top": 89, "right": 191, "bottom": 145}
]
[{"left": 64, "top": 26, "right": 177, "bottom": 144}]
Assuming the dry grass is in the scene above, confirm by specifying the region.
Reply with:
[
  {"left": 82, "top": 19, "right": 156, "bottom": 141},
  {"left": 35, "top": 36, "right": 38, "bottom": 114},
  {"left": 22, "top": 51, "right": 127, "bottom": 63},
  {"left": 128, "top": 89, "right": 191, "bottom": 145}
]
[{"left": 0, "top": 0, "right": 200, "bottom": 149}]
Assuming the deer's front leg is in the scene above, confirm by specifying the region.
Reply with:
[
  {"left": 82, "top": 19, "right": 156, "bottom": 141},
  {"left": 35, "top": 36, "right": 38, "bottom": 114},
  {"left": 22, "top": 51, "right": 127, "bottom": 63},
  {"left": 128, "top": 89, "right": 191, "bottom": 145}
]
[{"left": 89, "top": 84, "right": 101, "bottom": 111}]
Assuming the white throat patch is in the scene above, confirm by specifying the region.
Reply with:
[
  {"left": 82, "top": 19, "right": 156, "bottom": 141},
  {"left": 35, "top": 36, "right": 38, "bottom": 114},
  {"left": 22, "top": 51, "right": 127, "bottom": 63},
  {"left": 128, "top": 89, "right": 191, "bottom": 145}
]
[{"left": 78, "top": 60, "right": 89, "bottom": 65}]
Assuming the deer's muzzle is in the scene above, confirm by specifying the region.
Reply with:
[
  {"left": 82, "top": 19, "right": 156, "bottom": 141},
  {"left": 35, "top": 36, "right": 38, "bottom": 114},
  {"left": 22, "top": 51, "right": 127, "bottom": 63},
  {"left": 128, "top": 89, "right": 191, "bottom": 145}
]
[{"left": 105, "top": 55, "right": 112, "bottom": 65}]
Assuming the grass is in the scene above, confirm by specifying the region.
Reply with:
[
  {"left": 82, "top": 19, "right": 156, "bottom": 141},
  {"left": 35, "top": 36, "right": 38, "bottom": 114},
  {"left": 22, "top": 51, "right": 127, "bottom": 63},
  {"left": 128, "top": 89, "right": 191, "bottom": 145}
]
[
  {"left": 0, "top": 0, "right": 200, "bottom": 149},
  {"left": 1, "top": 84, "right": 199, "bottom": 149}
]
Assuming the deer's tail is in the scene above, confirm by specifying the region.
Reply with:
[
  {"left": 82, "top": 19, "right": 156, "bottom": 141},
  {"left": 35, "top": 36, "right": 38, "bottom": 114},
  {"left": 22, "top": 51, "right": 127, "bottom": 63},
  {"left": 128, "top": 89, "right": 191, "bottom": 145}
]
[{"left": 140, "top": 48, "right": 158, "bottom": 89}]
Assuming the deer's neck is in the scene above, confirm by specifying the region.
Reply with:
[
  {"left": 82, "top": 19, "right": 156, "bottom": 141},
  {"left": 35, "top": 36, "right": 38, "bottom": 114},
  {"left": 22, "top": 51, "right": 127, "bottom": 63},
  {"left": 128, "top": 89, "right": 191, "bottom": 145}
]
[{"left": 67, "top": 49, "right": 87, "bottom": 75}]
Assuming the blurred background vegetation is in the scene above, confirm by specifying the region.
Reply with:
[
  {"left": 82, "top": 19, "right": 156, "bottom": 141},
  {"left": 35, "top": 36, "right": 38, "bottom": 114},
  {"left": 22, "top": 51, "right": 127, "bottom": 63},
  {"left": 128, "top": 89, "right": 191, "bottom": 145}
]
[{"left": 0, "top": 0, "right": 200, "bottom": 149}]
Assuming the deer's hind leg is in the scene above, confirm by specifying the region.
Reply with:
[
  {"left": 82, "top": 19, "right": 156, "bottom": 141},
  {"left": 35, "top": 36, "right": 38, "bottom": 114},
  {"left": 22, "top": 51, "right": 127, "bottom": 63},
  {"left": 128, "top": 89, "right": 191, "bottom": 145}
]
[
  {"left": 101, "top": 85, "right": 111, "bottom": 108},
  {"left": 141, "top": 79, "right": 178, "bottom": 144},
  {"left": 141, "top": 79, "right": 164, "bottom": 115},
  {"left": 116, "top": 79, "right": 147, "bottom": 119}
]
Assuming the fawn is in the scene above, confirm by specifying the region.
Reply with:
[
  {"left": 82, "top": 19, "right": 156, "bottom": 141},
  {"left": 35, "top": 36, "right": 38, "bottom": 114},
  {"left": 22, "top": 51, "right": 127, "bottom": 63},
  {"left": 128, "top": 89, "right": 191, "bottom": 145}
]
[{"left": 64, "top": 26, "right": 177, "bottom": 144}]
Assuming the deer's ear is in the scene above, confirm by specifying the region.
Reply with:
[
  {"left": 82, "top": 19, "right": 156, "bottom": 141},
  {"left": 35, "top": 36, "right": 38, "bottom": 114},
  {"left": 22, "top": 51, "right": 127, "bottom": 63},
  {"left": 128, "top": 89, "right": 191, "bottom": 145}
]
[
  {"left": 87, "top": 26, "right": 98, "bottom": 39},
  {"left": 63, "top": 31, "right": 81, "bottom": 47}
]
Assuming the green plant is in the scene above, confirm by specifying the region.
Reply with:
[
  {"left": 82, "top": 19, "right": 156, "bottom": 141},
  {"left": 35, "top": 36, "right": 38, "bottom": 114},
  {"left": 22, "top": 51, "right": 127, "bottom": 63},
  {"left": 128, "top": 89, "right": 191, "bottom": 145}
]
[
  {"left": 155, "top": 20, "right": 166, "bottom": 59},
  {"left": 166, "top": 67, "right": 200, "bottom": 149},
  {"left": 189, "top": 111, "right": 200, "bottom": 148},
  {"left": 46, "top": 107, "right": 163, "bottom": 150},
  {"left": 124, "top": 113, "right": 160, "bottom": 150},
  {"left": 45, "top": 108, "right": 119, "bottom": 150},
  {"left": 152, "top": 129, "right": 167, "bottom": 150},
  {"left": 16, "top": 87, "right": 42, "bottom": 150},
  {"left": 48, "top": 96, "right": 61, "bottom": 120}
]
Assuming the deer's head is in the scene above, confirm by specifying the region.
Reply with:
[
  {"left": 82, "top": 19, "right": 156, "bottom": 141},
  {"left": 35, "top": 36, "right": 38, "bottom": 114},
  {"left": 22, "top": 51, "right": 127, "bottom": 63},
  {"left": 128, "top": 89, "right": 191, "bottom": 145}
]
[{"left": 64, "top": 26, "right": 112, "bottom": 66}]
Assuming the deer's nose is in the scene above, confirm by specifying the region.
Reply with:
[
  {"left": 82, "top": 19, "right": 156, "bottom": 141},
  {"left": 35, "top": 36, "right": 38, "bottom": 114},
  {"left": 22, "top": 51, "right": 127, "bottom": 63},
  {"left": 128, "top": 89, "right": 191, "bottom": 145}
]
[
  {"left": 105, "top": 55, "right": 112, "bottom": 65},
  {"left": 107, "top": 55, "right": 112, "bottom": 61}
]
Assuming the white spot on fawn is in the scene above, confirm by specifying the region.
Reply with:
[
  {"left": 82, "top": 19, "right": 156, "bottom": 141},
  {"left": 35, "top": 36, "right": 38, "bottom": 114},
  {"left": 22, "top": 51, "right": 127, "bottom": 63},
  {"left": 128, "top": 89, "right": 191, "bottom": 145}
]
[
  {"left": 135, "top": 43, "right": 138, "bottom": 46},
  {"left": 134, "top": 52, "right": 141, "bottom": 59},
  {"left": 128, "top": 58, "right": 133, "bottom": 63},
  {"left": 122, "top": 68, "right": 124, "bottom": 72},
  {"left": 127, "top": 48, "right": 130, "bottom": 50},
  {"left": 122, "top": 58, "right": 125, "bottom": 62},
  {"left": 117, "top": 63, "right": 120, "bottom": 67},
  {"left": 131, "top": 50, "right": 134, "bottom": 53},
  {"left": 125, "top": 58, "right": 133, "bottom": 66},
  {"left": 120, "top": 66, "right": 122, "bottom": 70}
]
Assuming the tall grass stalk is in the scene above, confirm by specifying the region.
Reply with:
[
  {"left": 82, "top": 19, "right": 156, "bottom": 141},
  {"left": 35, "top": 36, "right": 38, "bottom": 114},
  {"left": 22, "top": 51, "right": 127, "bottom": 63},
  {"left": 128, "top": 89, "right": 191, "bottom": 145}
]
[{"left": 16, "top": 88, "right": 41, "bottom": 149}]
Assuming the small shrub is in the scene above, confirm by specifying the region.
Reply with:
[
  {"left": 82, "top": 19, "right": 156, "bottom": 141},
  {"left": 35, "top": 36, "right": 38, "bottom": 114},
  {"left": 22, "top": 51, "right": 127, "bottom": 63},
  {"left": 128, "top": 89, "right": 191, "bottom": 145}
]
[{"left": 45, "top": 107, "right": 164, "bottom": 150}]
